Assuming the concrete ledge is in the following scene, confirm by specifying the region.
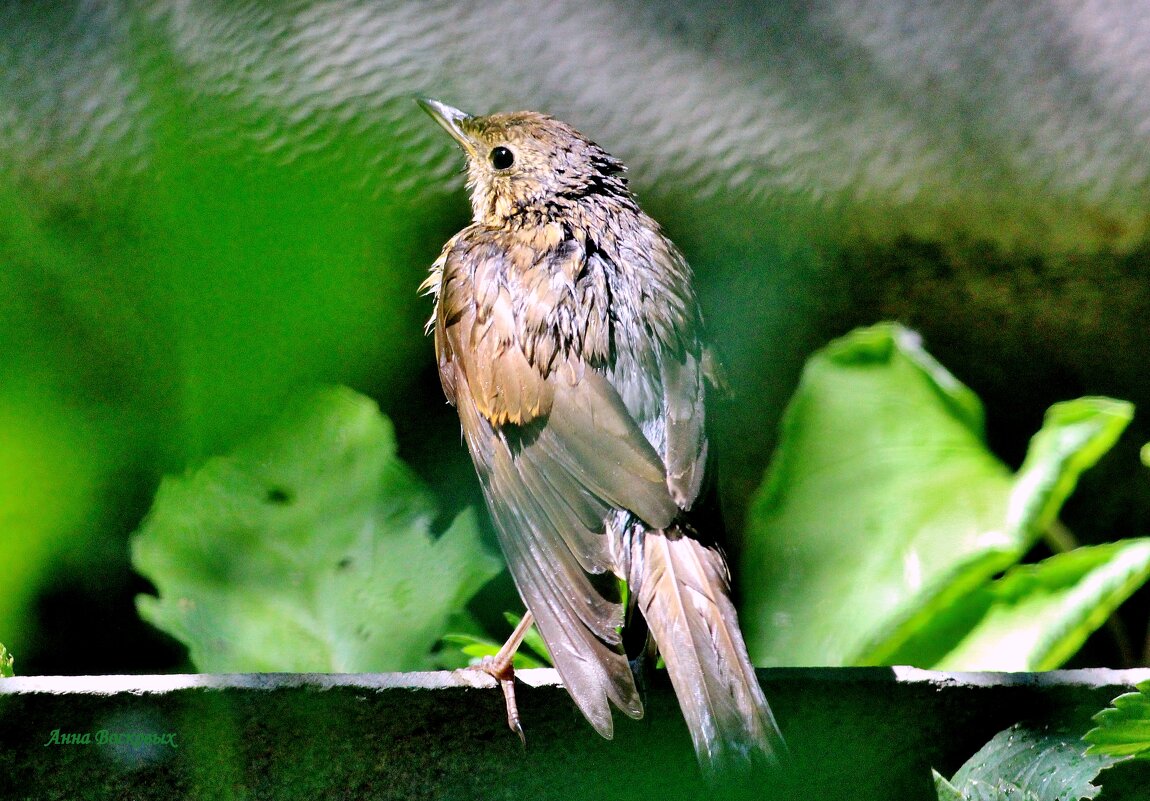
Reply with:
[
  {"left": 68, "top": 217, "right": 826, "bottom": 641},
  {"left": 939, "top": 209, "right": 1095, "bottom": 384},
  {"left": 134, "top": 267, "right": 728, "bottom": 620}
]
[{"left": 3, "top": 668, "right": 1149, "bottom": 800}]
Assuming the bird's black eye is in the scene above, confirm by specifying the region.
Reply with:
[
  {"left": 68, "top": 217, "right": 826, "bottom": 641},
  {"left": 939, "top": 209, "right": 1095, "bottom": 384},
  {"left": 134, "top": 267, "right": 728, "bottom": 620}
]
[{"left": 489, "top": 146, "right": 515, "bottom": 170}]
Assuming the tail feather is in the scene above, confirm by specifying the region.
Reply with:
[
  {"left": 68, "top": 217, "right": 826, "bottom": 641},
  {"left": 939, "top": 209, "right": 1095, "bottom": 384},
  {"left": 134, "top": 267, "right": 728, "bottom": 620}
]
[{"left": 634, "top": 525, "right": 785, "bottom": 777}]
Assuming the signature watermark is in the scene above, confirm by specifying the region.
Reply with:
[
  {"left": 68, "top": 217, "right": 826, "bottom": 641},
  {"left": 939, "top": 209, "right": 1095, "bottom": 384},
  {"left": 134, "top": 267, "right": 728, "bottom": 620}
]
[{"left": 44, "top": 728, "right": 178, "bottom": 749}]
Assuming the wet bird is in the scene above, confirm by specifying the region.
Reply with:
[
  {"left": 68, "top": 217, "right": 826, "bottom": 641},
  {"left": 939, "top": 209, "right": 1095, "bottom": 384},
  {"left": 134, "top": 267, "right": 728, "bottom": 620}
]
[{"left": 416, "top": 97, "right": 783, "bottom": 776}]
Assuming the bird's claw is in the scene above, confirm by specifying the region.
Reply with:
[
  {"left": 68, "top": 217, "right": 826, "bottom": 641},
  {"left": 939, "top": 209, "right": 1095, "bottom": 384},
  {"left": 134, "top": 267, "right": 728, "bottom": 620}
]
[
  {"left": 498, "top": 673, "right": 526, "bottom": 747},
  {"left": 457, "top": 611, "right": 535, "bottom": 745},
  {"left": 457, "top": 654, "right": 524, "bottom": 745}
]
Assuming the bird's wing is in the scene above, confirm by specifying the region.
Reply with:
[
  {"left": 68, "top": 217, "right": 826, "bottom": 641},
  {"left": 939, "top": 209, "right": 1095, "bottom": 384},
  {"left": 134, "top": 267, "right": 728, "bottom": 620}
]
[
  {"left": 660, "top": 348, "right": 709, "bottom": 510},
  {"left": 436, "top": 244, "right": 679, "bottom": 736}
]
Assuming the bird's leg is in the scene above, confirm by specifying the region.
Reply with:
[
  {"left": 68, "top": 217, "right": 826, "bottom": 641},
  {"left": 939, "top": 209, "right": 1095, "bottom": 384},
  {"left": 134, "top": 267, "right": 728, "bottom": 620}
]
[{"left": 476, "top": 611, "right": 534, "bottom": 745}]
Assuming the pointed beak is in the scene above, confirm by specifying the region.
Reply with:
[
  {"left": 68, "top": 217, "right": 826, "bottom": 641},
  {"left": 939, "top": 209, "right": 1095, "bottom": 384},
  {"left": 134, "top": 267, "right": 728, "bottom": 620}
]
[{"left": 416, "top": 97, "right": 476, "bottom": 156}]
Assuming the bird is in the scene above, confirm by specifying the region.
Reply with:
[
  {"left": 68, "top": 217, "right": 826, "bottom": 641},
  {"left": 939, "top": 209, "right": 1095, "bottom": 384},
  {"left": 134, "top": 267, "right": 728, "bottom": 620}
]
[{"left": 416, "top": 97, "right": 784, "bottom": 777}]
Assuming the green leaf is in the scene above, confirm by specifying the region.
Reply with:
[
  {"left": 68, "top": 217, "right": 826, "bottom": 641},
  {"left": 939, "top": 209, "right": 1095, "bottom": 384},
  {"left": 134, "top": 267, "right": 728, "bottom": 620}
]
[
  {"left": 433, "top": 610, "right": 495, "bottom": 670},
  {"left": 934, "top": 770, "right": 966, "bottom": 801},
  {"left": 439, "top": 634, "right": 548, "bottom": 670},
  {"left": 960, "top": 780, "right": 1039, "bottom": 801},
  {"left": 944, "top": 725, "right": 1117, "bottom": 801},
  {"left": 1084, "top": 680, "right": 1150, "bottom": 761},
  {"left": 437, "top": 612, "right": 553, "bottom": 670},
  {"left": 0, "top": 642, "right": 13, "bottom": 677},
  {"left": 888, "top": 540, "right": 1150, "bottom": 670},
  {"left": 740, "top": 323, "right": 1132, "bottom": 667},
  {"left": 1010, "top": 400, "right": 1133, "bottom": 537},
  {"left": 132, "top": 386, "right": 502, "bottom": 672}
]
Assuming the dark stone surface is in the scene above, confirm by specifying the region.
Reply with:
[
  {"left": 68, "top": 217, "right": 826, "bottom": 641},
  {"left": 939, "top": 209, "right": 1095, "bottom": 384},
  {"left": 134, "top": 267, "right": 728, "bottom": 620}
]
[{"left": 3, "top": 668, "right": 1149, "bottom": 800}]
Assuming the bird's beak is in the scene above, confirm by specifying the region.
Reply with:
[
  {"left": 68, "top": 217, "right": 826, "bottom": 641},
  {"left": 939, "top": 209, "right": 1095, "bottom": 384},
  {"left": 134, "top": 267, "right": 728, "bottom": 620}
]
[{"left": 417, "top": 97, "right": 476, "bottom": 157}]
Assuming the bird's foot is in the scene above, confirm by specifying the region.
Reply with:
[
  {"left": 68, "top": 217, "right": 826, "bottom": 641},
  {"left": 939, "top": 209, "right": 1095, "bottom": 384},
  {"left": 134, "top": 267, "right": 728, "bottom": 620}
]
[
  {"left": 455, "top": 611, "right": 535, "bottom": 746},
  {"left": 478, "top": 653, "right": 525, "bottom": 746}
]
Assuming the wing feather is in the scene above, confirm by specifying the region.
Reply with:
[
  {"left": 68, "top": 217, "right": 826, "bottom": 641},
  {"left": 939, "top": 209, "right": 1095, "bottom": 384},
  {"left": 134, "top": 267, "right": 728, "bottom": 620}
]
[
  {"left": 661, "top": 350, "right": 708, "bottom": 509},
  {"left": 435, "top": 241, "right": 678, "bottom": 734},
  {"left": 457, "top": 383, "right": 642, "bottom": 735}
]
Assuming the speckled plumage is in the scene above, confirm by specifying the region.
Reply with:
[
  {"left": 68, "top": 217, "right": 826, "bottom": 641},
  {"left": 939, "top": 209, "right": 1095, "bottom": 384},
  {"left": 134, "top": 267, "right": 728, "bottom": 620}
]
[{"left": 418, "top": 99, "right": 783, "bottom": 775}]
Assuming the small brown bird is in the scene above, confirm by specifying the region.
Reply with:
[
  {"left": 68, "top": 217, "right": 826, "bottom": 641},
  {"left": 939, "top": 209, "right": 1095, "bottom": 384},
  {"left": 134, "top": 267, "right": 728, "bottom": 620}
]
[{"left": 417, "top": 98, "right": 783, "bottom": 775}]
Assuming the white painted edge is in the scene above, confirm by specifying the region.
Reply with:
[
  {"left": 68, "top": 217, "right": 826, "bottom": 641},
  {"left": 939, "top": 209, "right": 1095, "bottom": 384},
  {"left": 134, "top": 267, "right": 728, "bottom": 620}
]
[
  {"left": 0, "top": 668, "right": 564, "bottom": 695},
  {"left": 888, "top": 666, "right": 1150, "bottom": 688},
  {"left": 2, "top": 667, "right": 1147, "bottom": 696}
]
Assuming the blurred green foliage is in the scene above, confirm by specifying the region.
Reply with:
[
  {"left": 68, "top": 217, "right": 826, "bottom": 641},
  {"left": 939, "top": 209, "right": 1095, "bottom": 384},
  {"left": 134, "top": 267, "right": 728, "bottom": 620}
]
[
  {"left": 4, "top": 3, "right": 1150, "bottom": 679},
  {"left": 0, "top": 56, "right": 465, "bottom": 669},
  {"left": 132, "top": 387, "right": 499, "bottom": 672},
  {"left": 892, "top": 539, "right": 1150, "bottom": 670},
  {"left": 741, "top": 325, "right": 1144, "bottom": 669},
  {"left": 125, "top": 326, "right": 1150, "bottom": 678}
]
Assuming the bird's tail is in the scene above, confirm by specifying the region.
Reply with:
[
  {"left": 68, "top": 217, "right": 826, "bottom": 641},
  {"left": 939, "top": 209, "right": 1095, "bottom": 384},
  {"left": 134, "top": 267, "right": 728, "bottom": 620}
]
[{"left": 634, "top": 524, "right": 785, "bottom": 778}]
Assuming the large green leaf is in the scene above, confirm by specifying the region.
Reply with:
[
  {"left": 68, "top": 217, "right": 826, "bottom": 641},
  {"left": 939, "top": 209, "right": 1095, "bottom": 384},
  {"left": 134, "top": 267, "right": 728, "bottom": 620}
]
[
  {"left": 888, "top": 540, "right": 1150, "bottom": 670},
  {"left": 941, "top": 725, "right": 1117, "bottom": 801},
  {"left": 740, "top": 323, "right": 1132, "bottom": 666},
  {"left": 1085, "top": 680, "right": 1150, "bottom": 761},
  {"left": 132, "top": 386, "right": 501, "bottom": 672}
]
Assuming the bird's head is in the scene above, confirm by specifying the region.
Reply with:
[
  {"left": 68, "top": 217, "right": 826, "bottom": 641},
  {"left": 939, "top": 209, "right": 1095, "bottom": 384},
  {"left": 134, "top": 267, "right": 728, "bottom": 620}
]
[{"left": 417, "top": 98, "right": 628, "bottom": 225}]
